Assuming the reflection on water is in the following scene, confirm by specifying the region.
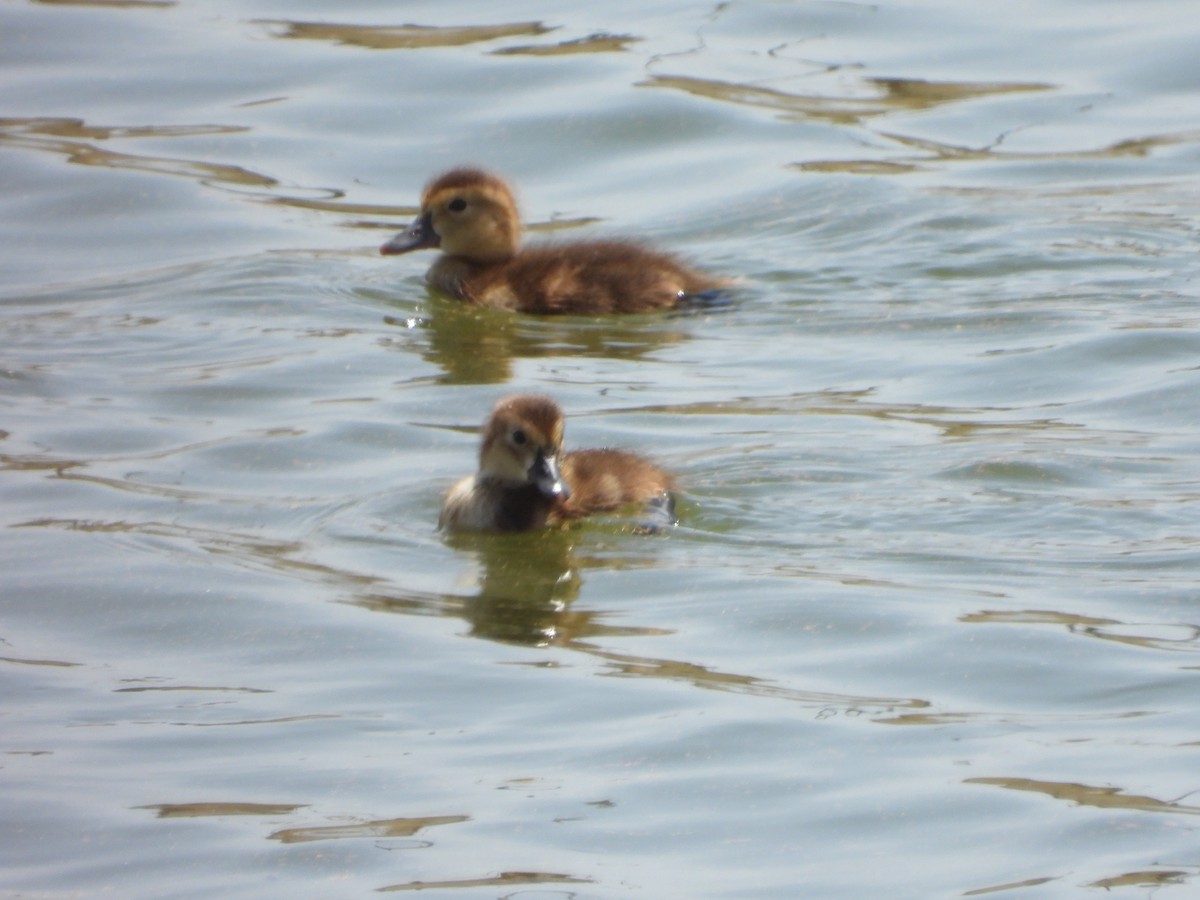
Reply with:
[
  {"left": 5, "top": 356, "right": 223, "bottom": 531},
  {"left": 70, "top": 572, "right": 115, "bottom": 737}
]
[
  {"left": 114, "top": 684, "right": 272, "bottom": 695},
  {"left": 133, "top": 798, "right": 592, "bottom": 893},
  {"left": 640, "top": 73, "right": 1052, "bottom": 126},
  {"left": 19, "top": 517, "right": 385, "bottom": 591},
  {"left": 966, "top": 776, "right": 1200, "bottom": 816},
  {"left": 378, "top": 871, "right": 595, "bottom": 893},
  {"left": 269, "top": 814, "right": 469, "bottom": 844},
  {"left": 447, "top": 528, "right": 584, "bottom": 645},
  {"left": 879, "top": 708, "right": 1153, "bottom": 727},
  {"left": 349, "top": 529, "right": 639, "bottom": 648},
  {"left": 252, "top": 19, "right": 553, "bottom": 51},
  {"left": 966, "top": 867, "right": 1200, "bottom": 896},
  {"left": 1088, "top": 869, "right": 1198, "bottom": 890},
  {"left": 962, "top": 876, "right": 1061, "bottom": 896},
  {"left": 798, "top": 127, "right": 1200, "bottom": 175},
  {"left": 351, "top": 527, "right": 930, "bottom": 715},
  {"left": 0, "top": 654, "right": 82, "bottom": 668},
  {"left": 0, "top": 117, "right": 418, "bottom": 223},
  {"left": 623, "top": 389, "right": 1085, "bottom": 441},
  {"left": 137, "top": 802, "right": 307, "bottom": 818},
  {"left": 0, "top": 117, "right": 242, "bottom": 143},
  {"left": 397, "top": 295, "right": 692, "bottom": 384},
  {"left": 493, "top": 32, "right": 641, "bottom": 56},
  {"left": 589, "top": 643, "right": 927, "bottom": 712},
  {"left": 637, "top": 61, "right": 1200, "bottom": 179},
  {"left": 0, "top": 116, "right": 273, "bottom": 188},
  {"left": 962, "top": 608, "right": 1200, "bottom": 654}
]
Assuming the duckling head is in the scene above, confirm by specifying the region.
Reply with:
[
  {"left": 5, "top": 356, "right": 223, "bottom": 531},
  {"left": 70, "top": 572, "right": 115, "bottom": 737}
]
[
  {"left": 380, "top": 167, "right": 520, "bottom": 264},
  {"left": 478, "top": 394, "right": 570, "bottom": 501}
]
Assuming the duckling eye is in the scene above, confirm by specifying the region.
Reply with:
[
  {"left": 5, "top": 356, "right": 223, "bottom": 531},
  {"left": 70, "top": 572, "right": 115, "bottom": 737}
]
[
  {"left": 510, "top": 428, "right": 527, "bottom": 446},
  {"left": 448, "top": 197, "right": 467, "bottom": 213}
]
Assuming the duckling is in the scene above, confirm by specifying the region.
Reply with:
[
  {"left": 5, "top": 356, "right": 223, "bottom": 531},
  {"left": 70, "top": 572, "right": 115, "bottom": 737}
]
[
  {"left": 439, "top": 394, "right": 676, "bottom": 532},
  {"left": 380, "top": 167, "right": 725, "bottom": 313}
]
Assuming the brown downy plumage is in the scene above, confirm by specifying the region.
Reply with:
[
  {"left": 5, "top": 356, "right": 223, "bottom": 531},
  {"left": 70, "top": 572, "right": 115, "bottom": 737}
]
[
  {"left": 439, "top": 394, "right": 676, "bottom": 532},
  {"left": 381, "top": 167, "right": 725, "bottom": 314}
]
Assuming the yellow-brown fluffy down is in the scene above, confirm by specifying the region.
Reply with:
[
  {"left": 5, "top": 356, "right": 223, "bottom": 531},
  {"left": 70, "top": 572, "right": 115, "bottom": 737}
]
[
  {"left": 439, "top": 394, "right": 676, "bottom": 532},
  {"left": 382, "top": 167, "right": 726, "bottom": 314}
]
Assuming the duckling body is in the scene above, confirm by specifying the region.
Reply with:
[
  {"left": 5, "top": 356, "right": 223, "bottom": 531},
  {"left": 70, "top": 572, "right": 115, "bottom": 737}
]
[
  {"left": 381, "top": 168, "right": 723, "bottom": 314},
  {"left": 439, "top": 394, "right": 676, "bottom": 532}
]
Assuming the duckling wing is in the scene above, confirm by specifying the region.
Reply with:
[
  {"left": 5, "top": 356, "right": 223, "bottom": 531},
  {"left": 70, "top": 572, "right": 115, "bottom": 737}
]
[
  {"left": 560, "top": 448, "right": 676, "bottom": 513},
  {"left": 502, "top": 242, "right": 713, "bottom": 314}
]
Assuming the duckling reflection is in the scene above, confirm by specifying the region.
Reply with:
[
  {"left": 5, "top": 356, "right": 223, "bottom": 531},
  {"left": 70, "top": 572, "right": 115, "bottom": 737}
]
[
  {"left": 380, "top": 167, "right": 727, "bottom": 313},
  {"left": 448, "top": 528, "right": 584, "bottom": 646},
  {"left": 406, "top": 295, "right": 690, "bottom": 385},
  {"left": 446, "top": 529, "right": 680, "bottom": 647},
  {"left": 439, "top": 394, "right": 677, "bottom": 532}
]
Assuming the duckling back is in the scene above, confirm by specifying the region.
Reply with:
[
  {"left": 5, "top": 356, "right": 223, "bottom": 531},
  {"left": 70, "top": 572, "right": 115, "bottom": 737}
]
[
  {"left": 462, "top": 240, "right": 720, "bottom": 314},
  {"left": 559, "top": 448, "right": 676, "bottom": 514}
]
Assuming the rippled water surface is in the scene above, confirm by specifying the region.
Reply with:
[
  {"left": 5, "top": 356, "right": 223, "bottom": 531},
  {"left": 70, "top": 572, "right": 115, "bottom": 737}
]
[{"left": 4, "top": 1, "right": 1200, "bottom": 897}]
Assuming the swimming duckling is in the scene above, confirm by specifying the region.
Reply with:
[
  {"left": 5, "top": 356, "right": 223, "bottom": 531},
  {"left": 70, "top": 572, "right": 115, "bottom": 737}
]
[
  {"left": 381, "top": 167, "right": 725, "bottom": 314},
  {"left": 439, "top": 394, "right": 676, "bottom": 532}
]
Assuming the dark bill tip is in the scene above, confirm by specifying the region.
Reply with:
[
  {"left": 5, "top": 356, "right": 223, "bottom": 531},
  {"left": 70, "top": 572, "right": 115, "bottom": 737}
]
[{"left": 379, "top": 212, "right": 438, "bottom": 256}]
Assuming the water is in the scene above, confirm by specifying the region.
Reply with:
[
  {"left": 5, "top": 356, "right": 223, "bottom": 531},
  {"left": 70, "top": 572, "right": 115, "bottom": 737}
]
[{"left": 3, "top": 1, "right": 1200, "bottom": 897}]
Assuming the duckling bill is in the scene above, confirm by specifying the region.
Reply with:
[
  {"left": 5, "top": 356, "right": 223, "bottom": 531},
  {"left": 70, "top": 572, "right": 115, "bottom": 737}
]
[
  {"left": 439, "top": 394, "right": 676, "bottom": 532},
  {"left": 381, "top": 167, "right": 725, "bottom": 314}
]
